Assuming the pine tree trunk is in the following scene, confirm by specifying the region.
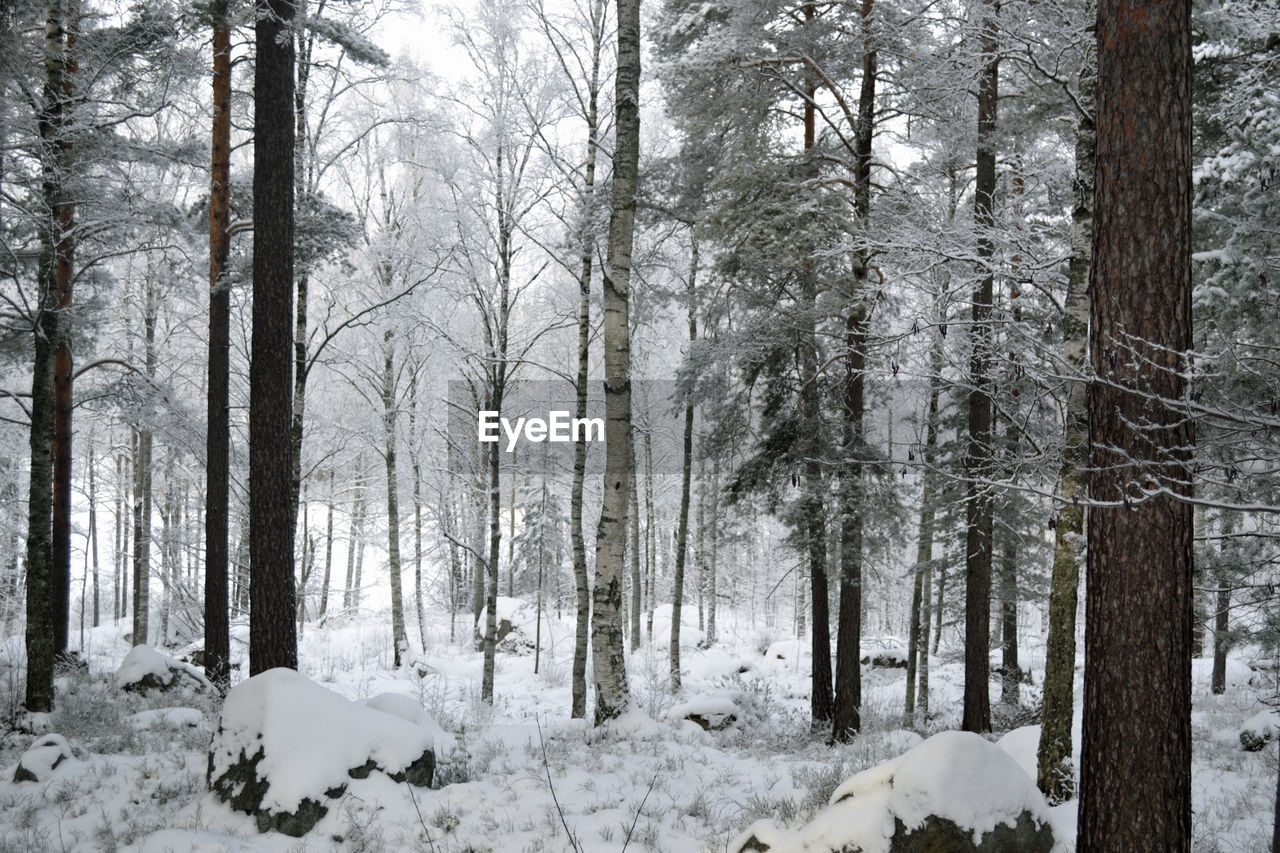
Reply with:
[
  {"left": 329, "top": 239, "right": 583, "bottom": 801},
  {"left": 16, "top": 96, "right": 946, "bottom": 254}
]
[
  {"left": 591, "top": 0, "right": 639, "bottom": 725},
  {"left": 50, "top": 1, "right": 78, "bottom": 662},
  {"left": 249, "top": 0, "right": 299, "bottom": 675},
  {"left": 906, "top": 349, "right": 942, "bottom": 721},
  {"left": 1210, "top": 514, "right": 1232, "bottom": 694},
  {"left": 962, "top": 0, "right": 998, "bottom": 735},
  {"left": 132, "top": 425, "right": 152, "bottom": 647},
  {"left": 202, "top": 0, "right": 233, "bottom": 689},
  {"left": 1077, "top": 0, "right": 1193, "bottom": 843},
  {"left": 833, "top": 0, "right": 876, "bottom": 741},
  {"left": 999, "top": 533, "right": 1020, "bottom": 706}
]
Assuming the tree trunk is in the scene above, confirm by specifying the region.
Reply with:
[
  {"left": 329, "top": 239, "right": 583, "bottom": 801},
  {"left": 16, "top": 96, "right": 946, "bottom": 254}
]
[
  {"left": 1077, "top": 0, "right": 1193, "bottom": 844},
  {"left": 482, "top": 381, "right": 502, "bottom": 702},
  {"left": 799, "top": 37, "right": 832, "bottom": 730},
  {"left": 705, "top": 456, "right": 719, "bottom": 645},
  {"left": 131, "top": 425, "right": 152, "bottom": 647},
  {"left": 671, "top": 240, "right": 698, "bottom": 691},
  {"left": 249, "top": 0, "right": 299, "bottom": 675},
  {"left": 319, "top": 469, "right": 334, "bottom": 619},
  {"left": 202, "top": 0, "right": 233, "bottom": 690},
  {"left": 591, "top": 0, "right": 639, "bottom": 725},
  {"left": 343, "top": 468, "right": 358, "bottom": 611},
  {"left": 88, "top": 437, "right": 99, "bottom": 628},
  {"left": 569, "top": 24, "right": 601, "bottom": 715},
  {"left": 644, "top": 429, "right": 656, "bottom": 640},
  {"left": 999, "top": 532, "right": 1020, "bottom": 706},
  {"left": 629, "top": 451, "right": 641, "bottom": 649},
  {"left": 410, "top": 375, "right": 426, "bottom": 649},
  {"left": 472, "top": 443, "right": 486, "bottom": 633},
  {"left": 1036, "top": 8, "right": 1094, "bottom": 802},
  {"left": 50, "top": 1, "right": 78, "bottom": 662},
  {"left": 383, "top": 331, "right": 407, "bottom": 668},
  {"left": 962, "top": 0, "right": 998, "bottom": 735},
  {"left": 1210, "top": 514, "right": 1232, "bottom": 694},
  {"left": 833, "top": 0, "right": 876, "bottom": 742}
]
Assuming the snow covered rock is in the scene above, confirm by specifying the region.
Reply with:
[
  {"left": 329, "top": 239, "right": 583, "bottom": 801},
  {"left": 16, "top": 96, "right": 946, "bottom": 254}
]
[
  {"left": 116, "top": 644, "right": 211, "bottom": 693},
  {"left": 13, "top": 733, "right": 75, "bottom": 783},
  {"left": 764, "top": 639, "right": 812, "bottom": 663},
  {"left": 729, "top": 730, "right": 1057, "bottom": 853},
  {"left": 207, "top": 668, "right": 436, "bottom": 837},
  {"left": 667, "top": 695, "right": 741, "bottom": 731},
  {"left": 861, "top": 647, "right": 909, "bottom": 669},
  {"left": 475, "top": 596, "right": 537, "bottom": 654},
  {"left": 1239, "top": 709, "right": 1280, "bottom": 752}
]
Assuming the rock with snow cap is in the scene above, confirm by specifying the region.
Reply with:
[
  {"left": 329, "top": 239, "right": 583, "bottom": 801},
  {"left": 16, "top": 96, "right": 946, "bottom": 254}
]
[
  {"left": 13, "top": 733, "right": 75, "bottom": 783},
  {"left": 116, "top": 644, "right": 211, "bottom": 694},
  {"left": 729, "top": 730, "right": 1058, "bottom": 853},
  {"left": 207, "top": 668, "right": 436, "bottom": 837},
  {"left": 1239, "top": 709, "right": 1280, "bottom": 752}
]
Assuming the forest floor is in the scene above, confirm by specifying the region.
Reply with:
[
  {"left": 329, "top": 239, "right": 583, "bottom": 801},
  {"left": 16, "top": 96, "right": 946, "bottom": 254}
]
[{"left": 0, "top": 606, "right": 1273, "bottom": 852}]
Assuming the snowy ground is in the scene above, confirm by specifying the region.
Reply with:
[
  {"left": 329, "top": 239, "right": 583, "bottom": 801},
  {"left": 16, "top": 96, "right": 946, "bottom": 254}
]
[{"left": 0, "top": 609, "right": 1274, "bottom": 852}]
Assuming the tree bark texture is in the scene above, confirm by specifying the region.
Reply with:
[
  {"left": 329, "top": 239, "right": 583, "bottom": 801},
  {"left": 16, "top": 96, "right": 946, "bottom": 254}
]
[
  {"left": 249, "top": 0, "right": 299, "bottom": 675},
  {"left": 670, "top": 243, "right": 697, "bottom": 691},
  {"left": 1077, "top": 0, "right": 1193, "bottom": 845},
  {"left": 962, "top": 0, "right": 998, "bottom": 735},
  {"left": 591, "top": 0, "right": 639, "bottom": 726},
  {"left": 1037, "top": 9, "right": 1094, "bottom": 801},
  {"left": 383, "top": 331, "right": 407, "bottom": 668},
  {"left": 203, "top": 3, "right": 233, "bottom": 690},
  {"left": 833, "top": 0, "right": 876, "bottom": 742}
]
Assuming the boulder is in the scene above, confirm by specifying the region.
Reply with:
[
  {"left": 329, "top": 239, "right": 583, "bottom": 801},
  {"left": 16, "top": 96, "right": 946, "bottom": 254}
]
[
  {"left": 13, "top": 733, "right": 75, "bottom": 783},
  {"left": 861, "top": 647, "right": 909, "bottom": 669},
  {"left": 1240, "top": 709, "right": 1280, "bottom": 752},
  {"left": 208, "top": 669, "right": 436, "bottom": 837},
  {"left": 667, "top": 695, "right": 741, "bottom": 731},
  {"left": 730, "top": 730, "right": 1057, "bottom": 853},
  {"left": 116, "top": 644, "right": 211, "bottom": 694}
]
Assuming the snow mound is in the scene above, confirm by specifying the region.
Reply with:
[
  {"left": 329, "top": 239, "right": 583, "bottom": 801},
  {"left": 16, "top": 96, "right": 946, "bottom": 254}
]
[
  {"left": 12, "top": 733, "right": 78, "bottom": 783},
  {"left": 1192, "top": 657, "right": 1254, "bottom": 690},
  {"left": 649, "top": 603, "right": 705, "bottom": 650},
  {"left": 666, "top": 694, "right": 741, "bottom": 730},
  {"left": 730, "top": 730, "right": 1057, "bottom": 853},
  {"left": 878, "top": 729, "right": 925, "bottom": 755},
  {"left": 364, "top": 692, "right": 456, "bottom": 753},
  {"left": 996, "top": 725, "right": 1042, "bottom": 782},
  {"left": 208, "top": 668, "right": 435, "bottom": 835},
  {"left": 129, "top": 707, "right": 205, "bottom": 731},
  {"left": 116, "top": 644, "right": 210, "bottom": 692},
  {"left": 1239, "top": 709, "right": 1280, "bottom": 751},
  {"left": 599, "top": 706, "right": 666, "bottom": 740},
  {"left": 686, "top": 654, "right": 756, "bottom": 681}
]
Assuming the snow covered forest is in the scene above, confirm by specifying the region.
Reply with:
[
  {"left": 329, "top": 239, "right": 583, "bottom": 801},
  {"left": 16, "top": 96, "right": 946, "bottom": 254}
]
[{"left": 0, "top": 0, "right": 1277, "bottom": 849}]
